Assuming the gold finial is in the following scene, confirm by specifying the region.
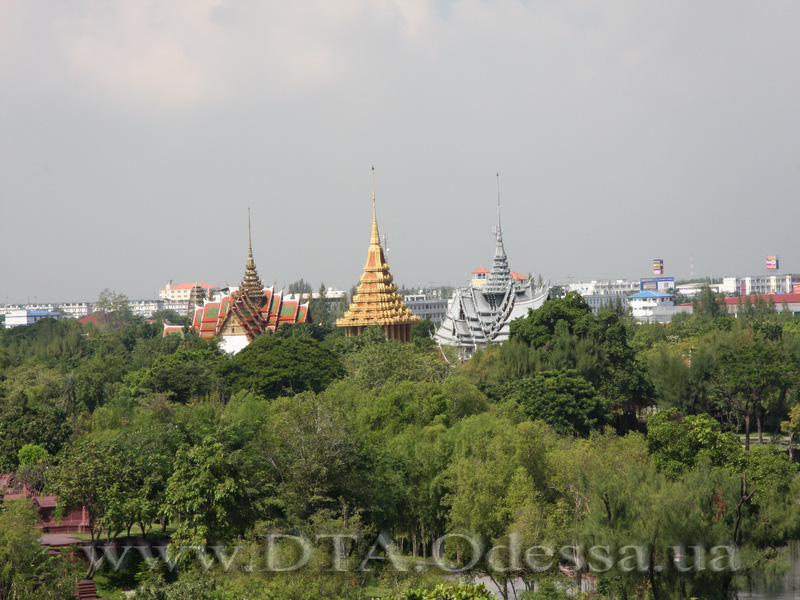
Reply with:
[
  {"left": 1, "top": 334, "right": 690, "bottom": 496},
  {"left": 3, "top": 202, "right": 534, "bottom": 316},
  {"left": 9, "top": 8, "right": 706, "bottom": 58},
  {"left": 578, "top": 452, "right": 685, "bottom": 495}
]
[
  {"left": 371, "top": 166, "right": 380, "bottom": 246},
  {"left": 247, "top": 206, "right": 254, "bottom": 261},
  {"left": 241, "top": 208, "right": 265, "bottom": 304}
]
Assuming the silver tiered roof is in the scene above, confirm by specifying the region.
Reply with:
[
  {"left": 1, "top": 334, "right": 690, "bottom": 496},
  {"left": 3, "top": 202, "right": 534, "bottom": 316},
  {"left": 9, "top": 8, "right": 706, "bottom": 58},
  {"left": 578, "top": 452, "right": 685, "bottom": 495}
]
[{"left": 434, "top": 189, "right": 549, "bottom": 356}]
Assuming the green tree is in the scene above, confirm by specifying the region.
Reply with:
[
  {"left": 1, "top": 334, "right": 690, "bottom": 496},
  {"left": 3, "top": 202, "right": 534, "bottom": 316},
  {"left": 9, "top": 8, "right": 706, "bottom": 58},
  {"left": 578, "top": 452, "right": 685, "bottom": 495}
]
[
  {"left": 311, "top": 283, "right": 331, "bottom": 326},
  {"left": 17, "top": 443, "right": 50, "bottom": 466},
  {"left": 712, "top": 337, "right": 795, "bottom": 450},
  {"left": 503, "top": 370, "right": 610, "bottom": 436},
  {"left": 646, "top": 409, "right": 740, "bottom": 477},
  {"left": 163, "top": 436, "right": 249, "bottom": 551},
  {"left": 344, "top": 340, "right": 447, "bottom": 390},
  {"left": 219, "top": 335, "right": 345, "bottom": 399},
  {"left": 397, "top": 583, "right": 493, "bottom": 600},
  {"left": 95, "top": 288, "right": 132, "bottom": 327},
  {"left": 137, "top": 347, "right": 223, "bottom": 403},
  {"left": 0, "top": 499, "right": 78, "bottom": 599}
]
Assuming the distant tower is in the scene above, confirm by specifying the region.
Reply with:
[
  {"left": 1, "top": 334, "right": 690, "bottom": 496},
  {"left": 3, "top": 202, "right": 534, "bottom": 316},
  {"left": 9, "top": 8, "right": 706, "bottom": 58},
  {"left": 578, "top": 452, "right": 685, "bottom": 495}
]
[{"left": 336, "top": 168, "right": 419, "bottom": 342}]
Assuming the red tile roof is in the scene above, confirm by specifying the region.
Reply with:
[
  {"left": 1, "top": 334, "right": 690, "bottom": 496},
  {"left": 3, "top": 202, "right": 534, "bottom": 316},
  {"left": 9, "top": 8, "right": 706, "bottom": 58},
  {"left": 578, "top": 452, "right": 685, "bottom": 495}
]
[
  {"left": 680, "top": 293, "right": 800, "bottom": 308},
  {"left": 723, "top": 293, "right": 800, "bottom": 305},
  {"left": 78, "top": 312, "right": 108, "bottom": 327},
  {"left": 471, "top": 268, "right": 489, "bottom": 274},
  {"left": 511, "top": 271, "right": 528, "bottom": 280},
  {"left": 168, "top": 287, "right": 309, "bottom": 341}
]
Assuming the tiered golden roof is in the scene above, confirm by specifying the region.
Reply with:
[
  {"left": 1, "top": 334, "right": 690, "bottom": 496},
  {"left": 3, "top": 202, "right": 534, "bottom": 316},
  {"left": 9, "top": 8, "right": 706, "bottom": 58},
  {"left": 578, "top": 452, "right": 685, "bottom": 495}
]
[{"left": 337, "top": 183, "right": 419, "bottom": 341}]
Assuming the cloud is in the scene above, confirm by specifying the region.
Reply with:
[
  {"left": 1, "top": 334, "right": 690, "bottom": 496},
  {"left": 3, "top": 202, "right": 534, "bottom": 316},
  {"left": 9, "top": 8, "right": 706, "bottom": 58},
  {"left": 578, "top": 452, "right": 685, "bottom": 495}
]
[{"left": 0, "top": 0, "right": 450, "bottom": 111}]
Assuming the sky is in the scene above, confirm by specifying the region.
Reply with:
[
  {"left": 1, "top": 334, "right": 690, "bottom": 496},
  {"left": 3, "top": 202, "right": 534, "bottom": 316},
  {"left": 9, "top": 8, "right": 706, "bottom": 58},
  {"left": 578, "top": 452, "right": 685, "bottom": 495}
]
[{"left": 2, "top": 0, "right": 799, "bottom": 303}]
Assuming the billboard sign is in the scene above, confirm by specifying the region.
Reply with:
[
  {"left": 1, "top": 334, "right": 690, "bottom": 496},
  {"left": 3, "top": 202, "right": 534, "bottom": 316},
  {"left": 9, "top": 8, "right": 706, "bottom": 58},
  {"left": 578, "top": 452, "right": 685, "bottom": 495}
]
[
  {"left": 653, "top": 259, "right": 664, "bottom": 275},
  {"left": 766, "top": 255, "right": 779, "bottom": 270},
  {"left": 640, "top": 277, "right": 674, "bottom": 292},
  {"left": 793, "top": 283, "right": 800, "bottom": 294}
]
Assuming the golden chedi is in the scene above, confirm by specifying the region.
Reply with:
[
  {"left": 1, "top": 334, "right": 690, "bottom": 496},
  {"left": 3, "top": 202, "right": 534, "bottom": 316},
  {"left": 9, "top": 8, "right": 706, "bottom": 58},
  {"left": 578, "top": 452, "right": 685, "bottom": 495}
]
[{"left": 336, "top": 176, "right": 419, "bottom": 342}]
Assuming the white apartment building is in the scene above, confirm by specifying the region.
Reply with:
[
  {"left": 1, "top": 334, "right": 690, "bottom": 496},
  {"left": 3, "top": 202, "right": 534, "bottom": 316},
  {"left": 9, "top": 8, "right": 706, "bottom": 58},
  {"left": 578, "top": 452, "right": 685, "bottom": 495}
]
[
  {"left": 4, "top": 309, "right": 62, "bottom": 328},
  {"left": 129, "top": 300, "right": 163, "bottom": 319},
  {"left": 567, "top": 279, "right": 641, "bottom": 297},
  {"left": 163, "top": 300, "right": 190, "bottom": 314},
  {"left": 58, "top": 303, "right": 91, "bottom": 319},
  {"left": 721, "top": 275, "right": 800, "bottom": 296},
  {"left": 627, "top": 291, "right": 675, "bottom": 323}
]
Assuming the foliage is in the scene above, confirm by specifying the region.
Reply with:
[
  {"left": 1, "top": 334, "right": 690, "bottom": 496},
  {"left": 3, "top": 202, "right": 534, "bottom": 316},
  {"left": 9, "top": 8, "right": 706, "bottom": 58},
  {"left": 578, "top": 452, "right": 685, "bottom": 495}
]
[
  {"left": 17, "top": 443, "right": 50, "bottom": 466},
  {"left": 163, "top": 436, "right": 251, "bottom": 551},
  {"left": 344, "top": 340, "right": 448, "bottom": 390},
  {"left": 646, "top": 409, "right": 740, "bottom": 477},
  {"left": 219, "top": 335, "right": 345, "bottom": 399},
  {"left": 397, "top": 583, "right": 494, "bottom": 600},
  {"left": 502, "top": 370, "right": 610, "bottom": 436}
]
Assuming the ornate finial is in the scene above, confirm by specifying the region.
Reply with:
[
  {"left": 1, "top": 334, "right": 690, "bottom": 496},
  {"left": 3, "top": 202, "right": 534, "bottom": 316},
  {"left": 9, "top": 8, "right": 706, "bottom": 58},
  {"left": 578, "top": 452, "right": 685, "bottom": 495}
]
[
  {"left": 247, "top": 206, "right": 253, "bottom": 256},
  {"left": 371, "top": 166, "right": 380, "bottom": 246},
  {"left": 241, "top": 208, "right": 265, "bottom": 305},
  {"left": 495, "top": 172, "right": 503, "bottom": 239}
]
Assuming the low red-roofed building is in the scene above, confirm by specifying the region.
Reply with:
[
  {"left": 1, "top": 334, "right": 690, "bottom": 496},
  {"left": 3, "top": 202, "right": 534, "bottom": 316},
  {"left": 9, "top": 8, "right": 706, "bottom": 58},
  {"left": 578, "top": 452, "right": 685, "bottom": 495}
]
[
  {"left": 1, "top": 473, "right": 90, "bottom": 534},
  {"left": 679, "top": 293, "right": 800, "bottom": 317}
]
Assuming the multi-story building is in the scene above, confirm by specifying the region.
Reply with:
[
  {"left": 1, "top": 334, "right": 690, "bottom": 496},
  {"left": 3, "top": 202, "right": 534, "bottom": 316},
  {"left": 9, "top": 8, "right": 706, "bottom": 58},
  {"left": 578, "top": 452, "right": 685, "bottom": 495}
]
[
  {"left": 159, "top": 281, "right": 219, "bottom": 301},
  {"left": 129, "top": 300, "right": 163, "bottom": 319},
  {"left": 566, "top": 279, "right": 640, "bottom": 297},
  {"left": 163, "top": 300, "right": 190, "bottom": 314},
  {"left": 57, "top": 302, "right": 92, "bottom": 319},
  {"left": 627, "top": 291, "right": 676, "bottom": 323},
  {"left": 0, "top": 305, "right": 23, "bottom": 318},
  {"left": 404, "top": 295, "right": 449, "bottom": 324},
  {"left": 4, "top": 309, "right": 62, "bottom": 328},
  {"left": 582, "top": 294, "right": 626, "bottom": 314},
  {"left": 721, "top": 275, "right": 800, "bottom": 296}
]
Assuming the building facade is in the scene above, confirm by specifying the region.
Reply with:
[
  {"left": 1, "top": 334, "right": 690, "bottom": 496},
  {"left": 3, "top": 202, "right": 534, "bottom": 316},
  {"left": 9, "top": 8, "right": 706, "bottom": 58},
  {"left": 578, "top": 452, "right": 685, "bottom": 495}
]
[
  {"left": 4, "top": 309, "right": 62, "bottom": 328},
  {"left": 720, "top": 275, "right": 800, "bottom": 296},
  {"left": 159, "top": 281, "right": 219, "bottom": 301},
  {"left": 627, "top": 290, "right": 675, "bottom": 323},
  {"left": 404, "top": 295, "right": 449, "bottom": 324},
  {"left": 566, "top": 279, "right": 640, "bottom": 297}
]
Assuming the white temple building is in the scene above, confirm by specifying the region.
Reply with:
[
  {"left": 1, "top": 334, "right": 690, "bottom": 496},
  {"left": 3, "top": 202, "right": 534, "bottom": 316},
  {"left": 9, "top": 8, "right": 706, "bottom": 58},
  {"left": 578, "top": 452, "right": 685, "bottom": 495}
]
[{"left": 434, "top": 197, "right": 549, "bottom": 357}]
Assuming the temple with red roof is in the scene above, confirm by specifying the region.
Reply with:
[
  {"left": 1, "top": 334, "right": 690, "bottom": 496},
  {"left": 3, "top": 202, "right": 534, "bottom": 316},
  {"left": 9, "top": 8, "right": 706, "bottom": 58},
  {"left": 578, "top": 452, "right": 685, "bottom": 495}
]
[
  {"left": 1, "top": 473, "right": 90, "bottom": 534},
  {"left": 164, "top": 212, "right": 310, "bottom": 352}
]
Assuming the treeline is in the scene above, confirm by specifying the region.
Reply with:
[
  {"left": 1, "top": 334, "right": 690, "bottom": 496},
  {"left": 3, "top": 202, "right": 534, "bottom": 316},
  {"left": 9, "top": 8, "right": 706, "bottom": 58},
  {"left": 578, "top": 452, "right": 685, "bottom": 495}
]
[{"left": 0, "top": 289, "right": 798, "bottom": 599}]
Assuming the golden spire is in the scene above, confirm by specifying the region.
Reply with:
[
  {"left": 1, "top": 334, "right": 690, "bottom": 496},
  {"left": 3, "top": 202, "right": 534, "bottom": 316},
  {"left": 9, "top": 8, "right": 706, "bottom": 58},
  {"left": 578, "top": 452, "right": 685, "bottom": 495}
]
[
  {"left": 240, "top": 207, "right": 265, "bottom": 305},
  {"left": 371, "top": 165, "right": 380, "bottom": 246},
  {"left": 336, "top": 168, "right": 419, "bottom": 341}
]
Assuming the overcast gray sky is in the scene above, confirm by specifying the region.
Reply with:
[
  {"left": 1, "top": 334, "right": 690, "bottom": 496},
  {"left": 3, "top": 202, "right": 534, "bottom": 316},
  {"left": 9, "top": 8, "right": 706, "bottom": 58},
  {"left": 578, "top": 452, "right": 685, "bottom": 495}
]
[{"left": 2, "top": 1, "right": 799, "bottom": 303}]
